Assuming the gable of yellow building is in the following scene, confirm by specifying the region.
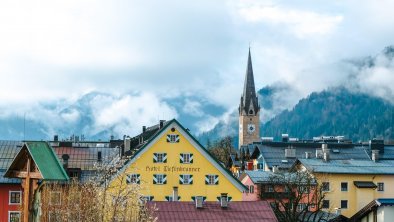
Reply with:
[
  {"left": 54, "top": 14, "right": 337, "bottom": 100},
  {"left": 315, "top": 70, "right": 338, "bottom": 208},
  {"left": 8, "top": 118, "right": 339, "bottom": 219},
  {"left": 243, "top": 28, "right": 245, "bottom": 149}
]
[{"left": 110, "top": 119, "right": 246, "bottom": 201}]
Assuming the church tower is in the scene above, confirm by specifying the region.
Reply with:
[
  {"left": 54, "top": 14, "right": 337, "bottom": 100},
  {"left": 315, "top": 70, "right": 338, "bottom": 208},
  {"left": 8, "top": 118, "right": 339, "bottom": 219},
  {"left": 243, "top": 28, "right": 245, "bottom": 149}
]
[{"left": 239, "top": 48, "right": 260, "bottom": 148}]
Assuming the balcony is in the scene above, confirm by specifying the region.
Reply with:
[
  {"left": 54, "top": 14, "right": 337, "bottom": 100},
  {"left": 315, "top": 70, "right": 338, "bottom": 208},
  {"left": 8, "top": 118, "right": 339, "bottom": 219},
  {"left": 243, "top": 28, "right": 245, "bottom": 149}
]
[{"left": 260, "top": 191, "right": 295, "bottom": 199}]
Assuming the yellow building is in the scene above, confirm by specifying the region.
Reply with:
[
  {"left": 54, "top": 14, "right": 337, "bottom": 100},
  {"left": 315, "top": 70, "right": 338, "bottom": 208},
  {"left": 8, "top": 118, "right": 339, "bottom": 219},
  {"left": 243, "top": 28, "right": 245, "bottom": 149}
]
[
  {"left": 110, "top": 119, "right": 246, "bottom": 201},
  {"left": 295, "top": 158, "right": 394, "bottom": 218}
]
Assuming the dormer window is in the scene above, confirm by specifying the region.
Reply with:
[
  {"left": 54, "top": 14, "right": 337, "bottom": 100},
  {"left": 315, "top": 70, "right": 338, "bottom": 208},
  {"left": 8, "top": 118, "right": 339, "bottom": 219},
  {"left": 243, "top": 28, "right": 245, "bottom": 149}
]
[{"left": 249, "top": 110, "right": 253, "bottom": 115}]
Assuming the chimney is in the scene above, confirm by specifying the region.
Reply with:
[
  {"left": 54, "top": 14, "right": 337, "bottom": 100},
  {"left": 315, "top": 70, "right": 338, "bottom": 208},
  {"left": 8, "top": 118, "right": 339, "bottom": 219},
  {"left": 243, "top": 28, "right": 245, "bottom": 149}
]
[
  {"left": 272, "top": 165, "right": 279, "bottom": 173},
  {"left": 282, "top": 134, "right": 289, "bottom": 142},
  {"left": 173, "top": 186, "right": 178, "bottom": 201},
  {"left": 220, "top": 193, "right": 228, "bottom": 208},
  {"left": 305, "top": 152, "right": 311, "bottom": 159},
  {"left": 124, "top": 136, "right": 131, "bottom": 152},
  {"left": 372, "top": 150, "right": 379, "bottom": 162},
  {"left": 322, "top": 144, "right": 328, "bottom": 152},
  {"left": 285, "top": 146, "right": 296, "bottom": 158},
  {"left": 316, "top": 149, "right": 323, "bottom": 159},
  {"left": 139, "top": 136, "right": 144, "bottom": 145},
  {"left": 323, "top": 149, "right": 330, "bottom": 162},
  {"left": 195, "top": 196, "right": 204, "bottom": 209},
  {"left": 62, "top": 154, "right": 69, "bottom": 169},
  {"left": 159, "top": 120, "right": 165, "bottom": 129},
  {"left": 335, "top": 208, "right": 341, "bottom": 215},
  {"left": 54, "top": 135, "right": 59, "bottom": 142},
  {"left": 369, "top": 139, "right": 384, "bottom": 154},
  {"left": 142, "top": 126, "right": 147, "bottom": 133}
]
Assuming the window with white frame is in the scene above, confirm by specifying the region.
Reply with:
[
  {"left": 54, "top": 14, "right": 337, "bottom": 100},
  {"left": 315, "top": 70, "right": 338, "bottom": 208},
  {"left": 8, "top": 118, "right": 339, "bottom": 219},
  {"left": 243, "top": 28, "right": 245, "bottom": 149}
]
[
  {"left": 153, "top": 174, "right": 167, "bottom": 185},
  {"left": 249, "top": 185, "right": 254, "bottom": 193},
  {"left": 166, "top": 134, "right": 180, "bottom": 143},
  {"left": 153, "top": 153, "right": 167, "bottom": 163},
  {"left": 245, "top": 185, "right": 249, "bottom": 193},
  {"left": 179, "top": 174, "right": 193, "bottom": 185},
  {"left": 377, "top": 182, "right": 384, "bottom": 191},
  {"left": 126, "top": 174, "right": 140, "bottom": 184},
  {"left": 180, "top": 153, "right": 193, "bottom": 164},
  {"left": 9, "top": 211, "right": 21, "bottom": 222},
  {"left": 341, "top": 200, "right": 348, "bottom": 209},
  {"left": 50, "top": 192, "right": 61, "bottom": 206},
  {"left": 205, "top": 175, "right": 218, "bottom": 185},
  {"left": 341, "top": 182, "right": 348, "bottom": 191},
  {"left": 9, "top": 191, "right": 21, "bottom": 204}
]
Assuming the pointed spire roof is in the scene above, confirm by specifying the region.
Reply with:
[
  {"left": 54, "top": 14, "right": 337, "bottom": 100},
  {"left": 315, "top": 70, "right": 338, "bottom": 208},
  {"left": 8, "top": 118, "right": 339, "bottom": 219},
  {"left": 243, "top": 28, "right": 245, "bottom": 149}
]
[{"left": 240, "top": 48, "right": 259, "bottom": 115}]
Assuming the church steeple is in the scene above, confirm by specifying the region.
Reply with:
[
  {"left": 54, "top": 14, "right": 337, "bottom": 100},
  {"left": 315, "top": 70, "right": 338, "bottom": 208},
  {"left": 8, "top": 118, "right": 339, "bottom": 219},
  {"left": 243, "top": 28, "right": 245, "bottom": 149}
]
[
  {"left": 238, "top": 48, "right": 261, "bottom": 148},
  {"left": 239, "top": 48, "right": 259, "bottom": 115}
]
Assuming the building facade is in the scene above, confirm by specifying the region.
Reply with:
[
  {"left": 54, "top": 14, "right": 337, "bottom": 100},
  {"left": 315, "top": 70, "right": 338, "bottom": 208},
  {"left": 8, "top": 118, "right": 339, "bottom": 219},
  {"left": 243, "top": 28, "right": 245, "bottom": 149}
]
[
  {"left": 110, "top": 119, "right": 246, "bottom": 201},
  {"left": 239, "top": 48, "right": 260, "bottom": 148},
  {"left": 295, "top": 158, "right": 394, "bottom": 218}
]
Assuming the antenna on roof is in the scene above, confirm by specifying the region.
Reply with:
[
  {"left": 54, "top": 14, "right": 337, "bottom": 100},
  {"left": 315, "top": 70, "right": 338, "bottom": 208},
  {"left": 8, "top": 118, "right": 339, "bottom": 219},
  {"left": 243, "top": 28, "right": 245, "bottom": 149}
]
[{"left": 23, "top": 112, "right": 26, "bottom": 141}]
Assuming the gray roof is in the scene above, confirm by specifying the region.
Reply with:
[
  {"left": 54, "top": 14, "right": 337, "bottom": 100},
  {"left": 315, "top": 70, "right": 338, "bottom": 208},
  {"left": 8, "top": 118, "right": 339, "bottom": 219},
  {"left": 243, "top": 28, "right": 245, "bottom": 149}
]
[
  {"left": 298, "top": 159, "right": 394, "bottom": 175},
  {"left": 0, "top": 140, "right": 22, "bottom": 184},
  {"left": 243, "top": 170, "right": 274, "bottom": 183},
  {"left": 239, "top": 48, "right": 259, "bottom": 115},
  {"left": 253, "top": 144, "right": 371, "bottom": 169}
]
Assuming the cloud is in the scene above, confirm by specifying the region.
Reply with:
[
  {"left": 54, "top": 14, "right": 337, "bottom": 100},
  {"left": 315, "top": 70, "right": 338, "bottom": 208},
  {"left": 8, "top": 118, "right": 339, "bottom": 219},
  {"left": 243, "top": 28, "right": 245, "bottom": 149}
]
[
  {"left": 182, "top": 99, "right": 204, "bottom": 117},
  {"left": 344, "top": 47, "right": 394, "bottom": 104},
  {"left": 237, "top": 3, "right": 343, "bottom": 38},
  {"left": 0, "top": 92, "right": 178, "bottom": 139}
]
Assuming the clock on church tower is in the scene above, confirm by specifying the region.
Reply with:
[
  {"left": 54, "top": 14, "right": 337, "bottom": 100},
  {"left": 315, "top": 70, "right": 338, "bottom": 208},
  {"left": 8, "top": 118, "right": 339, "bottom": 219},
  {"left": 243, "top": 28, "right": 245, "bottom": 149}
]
[{"left": 238, "top": 48, "right": 260, "bottom": 148}]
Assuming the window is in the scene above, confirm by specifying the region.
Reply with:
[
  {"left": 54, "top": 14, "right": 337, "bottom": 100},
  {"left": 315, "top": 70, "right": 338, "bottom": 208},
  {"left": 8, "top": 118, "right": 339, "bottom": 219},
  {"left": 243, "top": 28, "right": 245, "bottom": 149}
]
[
  {"left": 266, "top": 185, "right": 274, "bottom": 192},
  {"left": 245, "top": 185, "right": 249, "bottom": 193},
  {"left": 153, "top": 174, "right": 167, "bottom": 185},
  {"left": 322, "top": 200, "right": 330, "bottom": 209},
  {"left": 127, "top": 174, "right": 140, "bottom": 184},
  {"left": 180, "top": 153, "right": 193, "bottom": 164},
  {"left": 322, "top": 182, "right": 330, "bottom": 191},
  {"left": 341, "top": 200, "right": 348, "bottom": 209},
  {"left": 9, "top": 211, "right": 20, "bottom": 222},
  {"left": 9, "top": 191, "right": 21, "bottom": 204},
  {"left": 341, "top": 182, "right": 348, "bottom": 191},
  {"left": 377, "top": 182, "right": 384, "bottom": 191},
  {"left": 205, "top": 175, "right": 218, "bottom": 185},
  {"left": 297, "top": 203, "right": 307, "bottom": 212},
  {"left": 249, "top": 185, "right": 254, "bottom": 193},
  {"left": 299, "top": 186, "right": 310, "bottom": 194},
  {"left": 166, "top": 134, "right": 180, "bottom": 143},
  {"left": 50, "top": 192, "right": 61, "bottom": 206},
  {"left": 179, "top": 174, "right": 193, "bottom": 185},
  {"left": 153, "top": 153, "right": 167, "bottom": 163}
]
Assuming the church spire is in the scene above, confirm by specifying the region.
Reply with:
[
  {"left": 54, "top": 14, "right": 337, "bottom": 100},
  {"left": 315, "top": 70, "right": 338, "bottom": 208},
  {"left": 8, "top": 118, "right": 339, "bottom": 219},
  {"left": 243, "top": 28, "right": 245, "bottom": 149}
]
[{"left": 240, "top": 48, "right": 259, "bottom": 115}]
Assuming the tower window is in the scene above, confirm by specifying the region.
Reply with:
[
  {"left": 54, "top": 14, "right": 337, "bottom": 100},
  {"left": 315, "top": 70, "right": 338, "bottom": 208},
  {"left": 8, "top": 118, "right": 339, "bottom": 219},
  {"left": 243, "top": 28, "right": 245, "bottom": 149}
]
[{"left": 249, "top": 110, "right": 253, "bottom": 115}]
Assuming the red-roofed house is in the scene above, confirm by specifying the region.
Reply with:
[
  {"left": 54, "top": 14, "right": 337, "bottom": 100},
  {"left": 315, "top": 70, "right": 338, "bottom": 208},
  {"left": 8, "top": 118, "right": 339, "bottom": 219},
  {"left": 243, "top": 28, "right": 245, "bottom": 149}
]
[{"left": 148, "top": 201, "right": 278, "bottom": 222}]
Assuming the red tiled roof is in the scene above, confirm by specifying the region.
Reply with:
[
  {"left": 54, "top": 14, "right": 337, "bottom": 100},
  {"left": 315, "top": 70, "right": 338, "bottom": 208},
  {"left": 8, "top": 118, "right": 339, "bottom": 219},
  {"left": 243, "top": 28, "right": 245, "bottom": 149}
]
[{"left": 148, "top": 201, "right": 278, "bottom": 222}]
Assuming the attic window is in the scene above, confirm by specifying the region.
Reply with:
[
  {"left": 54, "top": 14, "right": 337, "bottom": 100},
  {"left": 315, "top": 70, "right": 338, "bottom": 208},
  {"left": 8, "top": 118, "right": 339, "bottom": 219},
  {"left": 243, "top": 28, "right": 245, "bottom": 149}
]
[
  {"left": 167, "top": 134, "right": 179, "bottom": 143},
  {"left": 333, "top": 149, "right": 340, "bottom": 153}
]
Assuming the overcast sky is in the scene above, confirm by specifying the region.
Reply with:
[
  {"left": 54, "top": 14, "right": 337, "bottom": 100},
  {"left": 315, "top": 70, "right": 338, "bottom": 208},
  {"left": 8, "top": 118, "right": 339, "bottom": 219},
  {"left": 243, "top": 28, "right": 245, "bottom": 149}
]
[{"left": 1, "top": 0, "right": 394, "bottom": 137}]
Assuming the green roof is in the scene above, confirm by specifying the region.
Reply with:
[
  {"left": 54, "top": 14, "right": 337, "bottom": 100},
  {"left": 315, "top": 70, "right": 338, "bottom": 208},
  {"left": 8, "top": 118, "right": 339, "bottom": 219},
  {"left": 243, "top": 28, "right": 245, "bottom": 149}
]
[{"left": 6, "top": 141, "right": 69, "bottom": 181}]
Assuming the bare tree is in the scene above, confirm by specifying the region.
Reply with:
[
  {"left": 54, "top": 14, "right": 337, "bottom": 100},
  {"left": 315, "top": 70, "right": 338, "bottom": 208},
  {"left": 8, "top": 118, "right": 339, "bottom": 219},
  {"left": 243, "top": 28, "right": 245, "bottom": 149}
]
[
  {"left": 259, "top": 171, "right": 330, "bottom": 222},
  {"left": 35, "top": 151, "right": 156, "bottom": 222},
  {"left": 208, "top": 136, "right": 236, "bottom": 166}
]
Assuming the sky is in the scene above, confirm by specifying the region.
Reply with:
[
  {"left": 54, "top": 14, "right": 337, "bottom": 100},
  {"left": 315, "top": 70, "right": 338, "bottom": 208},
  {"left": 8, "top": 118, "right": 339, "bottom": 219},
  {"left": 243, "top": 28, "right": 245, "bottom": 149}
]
[{"left": 1, "top": 0, "right": 394, "bottom": 139}]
